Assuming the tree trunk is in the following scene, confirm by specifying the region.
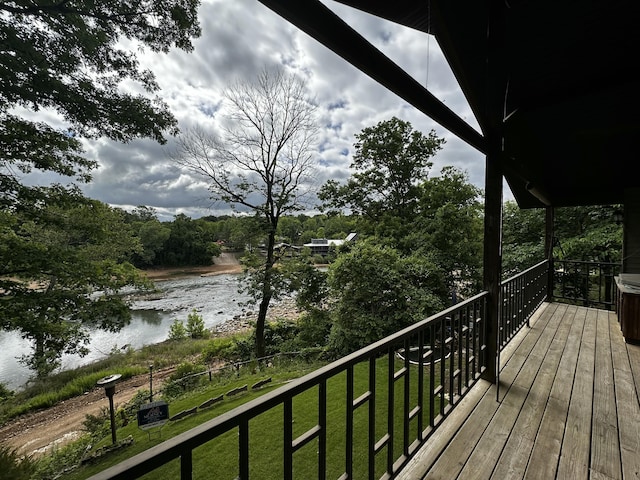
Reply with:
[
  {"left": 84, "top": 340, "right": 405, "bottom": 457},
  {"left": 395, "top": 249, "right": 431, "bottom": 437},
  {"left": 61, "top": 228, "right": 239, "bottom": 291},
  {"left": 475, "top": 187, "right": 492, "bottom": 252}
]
[{"left": 255, "top": 228, "right": 276, "bottom": 358}]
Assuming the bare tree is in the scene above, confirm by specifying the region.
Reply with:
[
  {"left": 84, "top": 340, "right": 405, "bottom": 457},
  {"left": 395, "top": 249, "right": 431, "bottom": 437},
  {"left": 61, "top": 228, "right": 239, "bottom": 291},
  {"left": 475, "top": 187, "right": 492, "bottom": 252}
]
[{"left": 173, "top": 68, "right": 319, "bottom": 357}]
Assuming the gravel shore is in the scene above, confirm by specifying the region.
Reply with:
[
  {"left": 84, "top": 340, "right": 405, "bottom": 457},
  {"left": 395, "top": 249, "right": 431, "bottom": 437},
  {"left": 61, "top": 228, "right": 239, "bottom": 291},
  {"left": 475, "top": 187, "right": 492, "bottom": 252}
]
[{"left": 211, "top": 297, "right": 300, "bottom": 336}]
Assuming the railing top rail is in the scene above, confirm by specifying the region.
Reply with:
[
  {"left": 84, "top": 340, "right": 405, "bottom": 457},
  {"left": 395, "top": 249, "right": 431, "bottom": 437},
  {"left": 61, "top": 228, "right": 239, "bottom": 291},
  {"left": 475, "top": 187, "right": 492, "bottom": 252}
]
[
  {"left": 501, "top": 259, "right": 548, "bottom": 286},
  {"left": 554, "top": 259, "right": 621, "bottom": 267},
  {"left": 89, "top": 290, "right": 489, "bottom": 480}
]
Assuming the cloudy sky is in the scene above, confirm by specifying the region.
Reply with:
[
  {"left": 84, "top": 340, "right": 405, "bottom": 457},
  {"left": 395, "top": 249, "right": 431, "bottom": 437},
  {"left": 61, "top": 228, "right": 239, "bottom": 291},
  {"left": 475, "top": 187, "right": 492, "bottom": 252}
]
[{"left": 65, "top": 0, "right": 506, "bottom": 221}]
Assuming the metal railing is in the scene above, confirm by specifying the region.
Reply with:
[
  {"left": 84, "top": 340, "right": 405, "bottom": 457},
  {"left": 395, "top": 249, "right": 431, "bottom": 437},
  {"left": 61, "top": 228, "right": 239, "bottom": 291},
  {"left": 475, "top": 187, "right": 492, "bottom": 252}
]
[
  {"left": 89, "top": 257, "right": 591, "bottom": 480},
  {"left": 89, "top": 293, "right": 488, "bottom": 480},
  {"left": 553, "top": 259, "right": 621, "bottom": 310},
  {"left": 499, "top": 260, "right": 549, "bottom": 349}
]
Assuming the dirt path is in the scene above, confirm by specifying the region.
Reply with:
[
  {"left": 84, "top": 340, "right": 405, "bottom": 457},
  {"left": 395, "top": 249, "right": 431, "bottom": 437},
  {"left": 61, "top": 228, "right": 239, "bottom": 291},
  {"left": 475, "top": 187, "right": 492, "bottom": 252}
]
[{"left": 0, "top": 368, "right": 176, "bottom": 457}]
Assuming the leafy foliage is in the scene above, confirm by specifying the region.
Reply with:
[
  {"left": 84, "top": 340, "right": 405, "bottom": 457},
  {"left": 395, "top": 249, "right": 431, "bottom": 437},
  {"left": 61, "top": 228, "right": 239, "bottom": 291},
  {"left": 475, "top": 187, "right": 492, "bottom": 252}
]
[
  {"left": 413, "top": 166, "right": 484, "bottom": 294},
  {"left": 501, "top": 203, "right": 623, "bottom": 276},
  {"left": 163, "top": 362, "right": 207, "bottom": 399},
  {"left": 186, "top": 309, "right": 209, "bottom": 339},
  {"left": 0, "top": 0, "right": 202, "bottom": 380},
  {"left": 319, "top": 117, "right": 444, "bottom": 245},
  {"left": 0, "top": 382, "right": 14, "bottom": 402},
  {"left": 553, "top": 206, "right": 622, "bottom": 262},
  {"left": 1, "top": 0, "right": 201, "bottom": 211},
  {"left": 0, "top": 200, "right": 150, "bottom": 377},
  {"left": 168, "top": 319, "right": 188, "bottom": 341},
  {"left": 501, "top": 201, "right": 546, "bottom": 276},
  {"left": 0, "top": 445, "right": 39, "bottom": 480},
  {"left": 326, "top": 240, "right": 446, "bottom": 356}
]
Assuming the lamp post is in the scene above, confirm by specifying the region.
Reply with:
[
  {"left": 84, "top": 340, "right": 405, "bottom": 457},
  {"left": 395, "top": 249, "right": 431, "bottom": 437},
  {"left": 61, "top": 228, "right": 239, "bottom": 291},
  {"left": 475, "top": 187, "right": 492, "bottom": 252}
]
[
  {"left": 97, "top": 374, "right": 122, "bottom": 445},
  {"left": 149, "top": 364, "right": 154, "bottom": 402}
]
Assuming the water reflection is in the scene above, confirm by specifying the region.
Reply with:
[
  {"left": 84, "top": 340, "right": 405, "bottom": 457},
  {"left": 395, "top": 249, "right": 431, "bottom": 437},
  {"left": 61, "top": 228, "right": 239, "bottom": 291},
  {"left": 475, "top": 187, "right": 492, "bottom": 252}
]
[{"left": 135, "top": 309, "right": 164, "bottom": 326}]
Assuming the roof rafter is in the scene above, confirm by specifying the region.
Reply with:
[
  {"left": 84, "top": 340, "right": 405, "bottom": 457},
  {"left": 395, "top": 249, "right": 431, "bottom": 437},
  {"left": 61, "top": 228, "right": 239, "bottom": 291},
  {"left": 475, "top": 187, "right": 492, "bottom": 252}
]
[{"left": 257, "top": 0, "right": 487, "bottom": 154}]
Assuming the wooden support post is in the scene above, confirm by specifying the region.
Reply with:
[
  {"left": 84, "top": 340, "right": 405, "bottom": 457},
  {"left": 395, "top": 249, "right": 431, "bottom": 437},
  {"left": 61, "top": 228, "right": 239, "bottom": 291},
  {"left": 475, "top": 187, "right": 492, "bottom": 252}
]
[
  {"left": 482, "top": 0, "right": 507, "bottom": 386},
  {"left": 545, "top": 207, "right": 555, "bottom": 301},
  {"left": 482, "top": 150, "right": 503, "bottom": 384}
]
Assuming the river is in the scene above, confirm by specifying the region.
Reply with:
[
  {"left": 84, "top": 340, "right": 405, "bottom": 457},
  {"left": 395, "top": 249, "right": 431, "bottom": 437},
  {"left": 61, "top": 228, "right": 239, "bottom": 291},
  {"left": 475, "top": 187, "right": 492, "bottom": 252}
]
[{"left": 0, "top": 273, "right": 251, "bottom": 391}]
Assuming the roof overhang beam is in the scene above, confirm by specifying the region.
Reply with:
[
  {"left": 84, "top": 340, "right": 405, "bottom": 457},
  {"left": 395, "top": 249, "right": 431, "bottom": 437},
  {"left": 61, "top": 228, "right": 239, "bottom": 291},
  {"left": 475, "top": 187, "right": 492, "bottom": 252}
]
[{"left": 257, "top": 0, "right": 487, "bottom": 154}]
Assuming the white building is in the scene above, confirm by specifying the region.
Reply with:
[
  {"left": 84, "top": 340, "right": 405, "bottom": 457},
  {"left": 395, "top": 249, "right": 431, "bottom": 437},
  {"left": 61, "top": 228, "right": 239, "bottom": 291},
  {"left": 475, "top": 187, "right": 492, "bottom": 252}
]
[{"left": 303, "top": 233, "right": 357, "bottom": 256}]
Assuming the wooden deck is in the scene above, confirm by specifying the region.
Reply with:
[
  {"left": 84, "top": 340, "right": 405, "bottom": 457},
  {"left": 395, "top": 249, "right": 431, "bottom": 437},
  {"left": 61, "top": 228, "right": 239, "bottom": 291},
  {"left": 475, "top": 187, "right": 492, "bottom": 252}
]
[{"left": 398, "top": 302, "right": 640, "bottom": 480}]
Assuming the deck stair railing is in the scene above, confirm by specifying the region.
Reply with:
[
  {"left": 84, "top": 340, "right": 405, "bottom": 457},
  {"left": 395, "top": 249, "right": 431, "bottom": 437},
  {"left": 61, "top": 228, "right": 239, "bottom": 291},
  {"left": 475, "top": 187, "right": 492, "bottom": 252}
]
[{"left": 89, "top": 293, "right": 488, "bottom": 480}]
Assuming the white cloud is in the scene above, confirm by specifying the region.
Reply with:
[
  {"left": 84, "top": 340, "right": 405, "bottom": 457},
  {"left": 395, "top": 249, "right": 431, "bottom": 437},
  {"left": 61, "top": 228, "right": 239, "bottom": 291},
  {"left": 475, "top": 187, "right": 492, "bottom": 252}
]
[{"left": 47, "top": 0, "right": 506, "bottom": 221}]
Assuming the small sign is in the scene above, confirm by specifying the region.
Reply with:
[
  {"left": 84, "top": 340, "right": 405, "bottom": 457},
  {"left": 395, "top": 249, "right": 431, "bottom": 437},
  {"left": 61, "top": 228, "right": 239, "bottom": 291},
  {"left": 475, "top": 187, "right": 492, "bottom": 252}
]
[{"left": 137, "top": 401, "right": 169, "bottom": 430}]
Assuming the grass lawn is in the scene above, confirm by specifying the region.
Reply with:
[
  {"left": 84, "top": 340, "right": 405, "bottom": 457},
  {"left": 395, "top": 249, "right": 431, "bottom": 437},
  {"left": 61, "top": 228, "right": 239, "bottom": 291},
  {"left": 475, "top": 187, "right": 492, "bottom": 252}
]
[{"left": 66, "top": 355, "right": 441, "bottom": 480}]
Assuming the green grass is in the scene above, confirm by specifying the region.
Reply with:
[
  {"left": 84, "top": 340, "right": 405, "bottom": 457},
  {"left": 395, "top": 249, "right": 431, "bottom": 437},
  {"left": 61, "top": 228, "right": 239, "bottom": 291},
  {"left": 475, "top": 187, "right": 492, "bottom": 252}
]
[
  {"left": 64, "top": 355, "right": 440, "bottom": 479},
  {"left": 0, "top": 338, "right": 213, "bottom": 423},
  {"left": 1, "top": 366, "right": 146, "bottom": 422}
]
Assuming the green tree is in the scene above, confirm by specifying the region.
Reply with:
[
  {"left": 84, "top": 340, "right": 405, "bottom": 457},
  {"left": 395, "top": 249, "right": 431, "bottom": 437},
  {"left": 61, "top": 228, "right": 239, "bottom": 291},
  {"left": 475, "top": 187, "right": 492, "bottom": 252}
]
[
  {"left": 319, "top": 117, "right": 444, "bottom": 245},
  {"left": 413, "top": 166, "right": 484, "bottom": 296},
  {"left": 173, "top": 68, "right": 319, "bottom": 358},
  {"left": 0, "top": 201, "right": 149, "bottom": 377},
  {"left": 280, "top": 254, "right": 332, "bottom": 347},
  {"left": 0, "top": 2, "right": 200, "bottom": 377},
  {"left": 501, "top": 201, "right": 546, "bottom": 276},
  {"left": 168, "top": 319, "right": 188, "bottom": 341},
  {"left": 125, "top": 206, "right": 171, "bottom": 267},
  {"left": 158, "top": 214, "right": 221, "bottom": 266},
  {"left": 277, "top": 216, "right": 303, "bottom": 245},
  {"left": 553, "top": 206, "right": 622, "bottom": 262},
  {"left": 1, "top": 1, "right": 201, "bottom": 211},
  {"left": 326, "top": 240, "right": 446, "bottom": 356},
  {"left": 136, "top": 219, "right": 172, "bottom": 266}
]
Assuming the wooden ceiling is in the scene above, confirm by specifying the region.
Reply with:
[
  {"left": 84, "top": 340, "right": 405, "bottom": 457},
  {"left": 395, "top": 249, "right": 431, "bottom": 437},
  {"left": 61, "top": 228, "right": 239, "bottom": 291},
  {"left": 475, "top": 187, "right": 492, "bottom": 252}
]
[{"left": 258, "top": 0, "right": 640, "bottom": 208}]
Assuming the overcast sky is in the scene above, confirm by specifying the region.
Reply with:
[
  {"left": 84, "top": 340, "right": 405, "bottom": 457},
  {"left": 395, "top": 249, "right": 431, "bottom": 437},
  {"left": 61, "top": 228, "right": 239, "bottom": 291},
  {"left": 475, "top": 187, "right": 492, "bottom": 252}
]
[{"left": 56, "top": 0, "right": 510, "bottom": 221}]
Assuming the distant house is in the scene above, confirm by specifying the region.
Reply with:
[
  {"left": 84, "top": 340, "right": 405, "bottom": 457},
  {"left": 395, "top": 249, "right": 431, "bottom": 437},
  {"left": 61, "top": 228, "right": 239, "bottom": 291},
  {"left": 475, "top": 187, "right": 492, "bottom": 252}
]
[{"left": 304, "top": 233, "right": 357, "bottom": 256}]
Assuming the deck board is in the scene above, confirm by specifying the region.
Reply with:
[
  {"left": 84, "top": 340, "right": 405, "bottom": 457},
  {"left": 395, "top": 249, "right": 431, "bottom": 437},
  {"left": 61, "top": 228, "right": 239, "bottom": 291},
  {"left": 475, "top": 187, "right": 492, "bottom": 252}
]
[
  {"left": 608, "top": 312, "right": 640, "bottom": 480},
  {"left": 524, "top": 305, "right": 582, "bottom": 480},
  {"left": 458, "top": 304, "right": 565, "bottom": 479},
  {"left": 556, "top": 307, "right": 596, "bottom": 479},
  {"left": 419, "top": 304, "right": 557, "bottom": 480},
  {"left": 490, "top": 303, "right": 572, "bottom": 479},
  {"left": 590, "top": 310, "right": 621, "bottom": 480},
  {"left": 398, "top": 303, "right": 639, "bottom": 480}
]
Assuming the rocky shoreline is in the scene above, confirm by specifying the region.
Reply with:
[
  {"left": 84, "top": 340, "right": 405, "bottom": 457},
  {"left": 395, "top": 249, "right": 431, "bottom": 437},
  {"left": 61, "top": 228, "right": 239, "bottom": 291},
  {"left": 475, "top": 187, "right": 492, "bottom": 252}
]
[{"left": 211, "top": 296, "right": 300, "bottom": 336}]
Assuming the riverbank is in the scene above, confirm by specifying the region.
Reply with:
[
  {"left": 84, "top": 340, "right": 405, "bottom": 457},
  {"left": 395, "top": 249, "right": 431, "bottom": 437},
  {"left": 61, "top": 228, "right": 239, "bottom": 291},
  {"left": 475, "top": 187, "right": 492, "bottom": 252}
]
[
  {"left": 0, "top": 294, "right": 301, "bottom": 457},
  {"left": 142, "top": 263, "right": 243, "bottom": 281},
  {"left": 141, "top": 262, "right": 300, "bottom": 335}
]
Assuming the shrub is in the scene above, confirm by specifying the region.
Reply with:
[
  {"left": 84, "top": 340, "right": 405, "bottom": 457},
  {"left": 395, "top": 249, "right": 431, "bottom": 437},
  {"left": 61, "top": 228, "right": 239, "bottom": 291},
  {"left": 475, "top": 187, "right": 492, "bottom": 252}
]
[
  {"left": 0, "top": 382, "right": 14, "bottom": 402},
  {"left": 262, "top": 319, "right": 300, "bottom": 355},
  {"left": 168, "top": 319, "right": 187, "bottom": 340},
  {"left": 163, "top": 362, "right": 207, "bottom": 399},
  {"left": 220, "top": 320, "right": 301, "bottom": 359},
  {"left": 295, "top": 310, "right": 332, "bottom": 347},
  {"left": 82, "top": 407, "right": 111, "bottom": 440},
  {"left": 202, "top": 337, "right": 238, "bottom": 363},
  {"left": 0, "top": 445, "right": 38, "bottom": 480},
  {"left": 123, "top": 389, "right": 152, "bottom": 415},
  {"left": 186, "top": 309, "right": 209, "bottom": 339},
  {"left": 32, "top": 436, "right": 93, "bottom": 480}
]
